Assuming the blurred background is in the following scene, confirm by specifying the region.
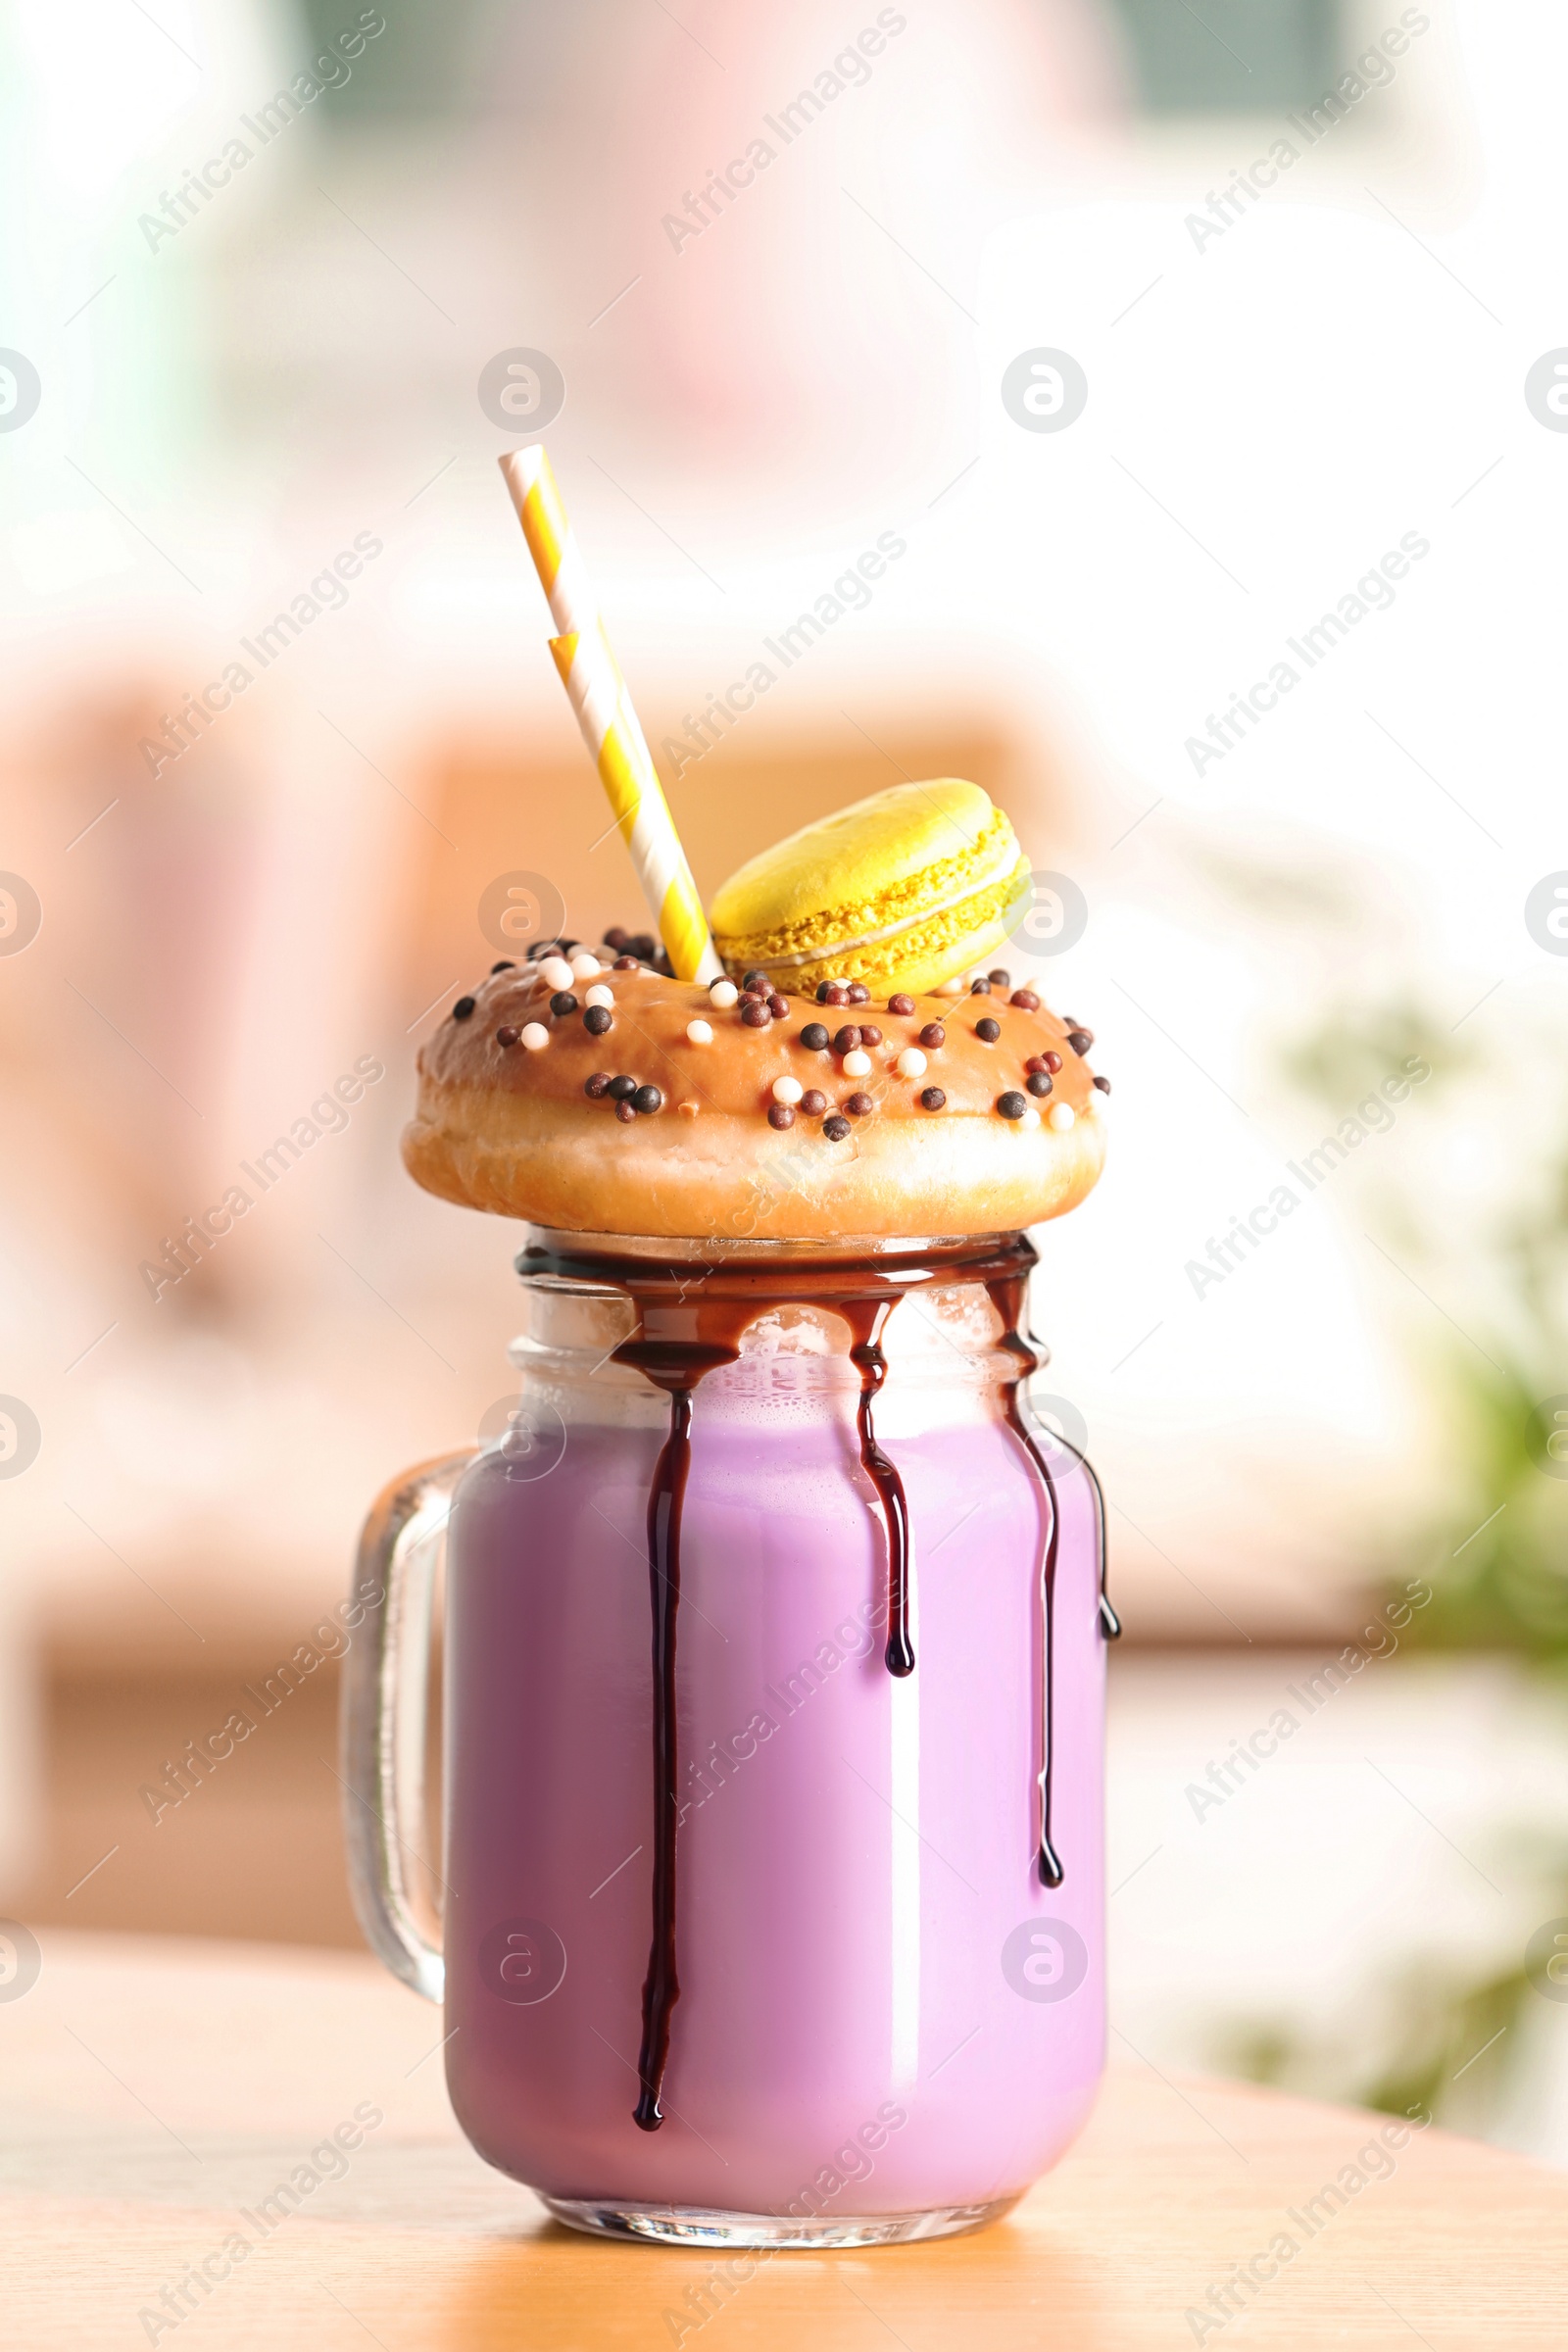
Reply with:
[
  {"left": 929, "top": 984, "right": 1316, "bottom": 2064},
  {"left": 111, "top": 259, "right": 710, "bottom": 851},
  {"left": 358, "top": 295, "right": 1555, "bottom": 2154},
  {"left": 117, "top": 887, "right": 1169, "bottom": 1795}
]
[{"left": 3, "top": 0, "right": 1567, "bottom": 2161}]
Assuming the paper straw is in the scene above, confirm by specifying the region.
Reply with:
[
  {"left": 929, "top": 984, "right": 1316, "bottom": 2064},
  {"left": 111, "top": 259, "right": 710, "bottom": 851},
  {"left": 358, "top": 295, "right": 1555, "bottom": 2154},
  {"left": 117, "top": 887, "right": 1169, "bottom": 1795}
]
[{"left": 498, "top": 445, "right": 722, "bottom": 984}]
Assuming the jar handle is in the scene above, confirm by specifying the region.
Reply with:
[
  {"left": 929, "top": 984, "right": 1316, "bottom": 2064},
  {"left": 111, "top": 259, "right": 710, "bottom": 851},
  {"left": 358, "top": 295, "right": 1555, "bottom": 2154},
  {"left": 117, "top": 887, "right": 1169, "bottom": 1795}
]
[{"left": 339, "top": 1449, "right": 476, "bottom": 2003}]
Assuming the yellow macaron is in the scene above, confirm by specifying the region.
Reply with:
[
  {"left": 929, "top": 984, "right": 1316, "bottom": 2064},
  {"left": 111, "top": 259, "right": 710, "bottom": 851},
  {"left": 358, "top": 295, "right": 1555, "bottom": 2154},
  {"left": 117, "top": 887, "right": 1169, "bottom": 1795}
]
[{"left": 709, "top": 780, "right": 1032, "bottom": 999}]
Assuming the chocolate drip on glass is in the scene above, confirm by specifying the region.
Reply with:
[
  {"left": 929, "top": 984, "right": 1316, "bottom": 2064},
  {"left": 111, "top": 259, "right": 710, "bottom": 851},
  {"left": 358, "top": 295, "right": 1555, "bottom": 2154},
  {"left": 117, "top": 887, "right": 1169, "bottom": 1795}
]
[{"left": 842, "top": 1301, "right": 915, "bottom": 1677}]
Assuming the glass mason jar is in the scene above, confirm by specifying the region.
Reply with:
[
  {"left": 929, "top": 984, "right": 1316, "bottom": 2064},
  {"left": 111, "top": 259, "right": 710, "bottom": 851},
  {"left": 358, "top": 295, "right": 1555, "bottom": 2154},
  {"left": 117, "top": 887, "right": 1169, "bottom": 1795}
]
[{"left": 341, "top": 1228, "right": 1115, "bottom": 2247}]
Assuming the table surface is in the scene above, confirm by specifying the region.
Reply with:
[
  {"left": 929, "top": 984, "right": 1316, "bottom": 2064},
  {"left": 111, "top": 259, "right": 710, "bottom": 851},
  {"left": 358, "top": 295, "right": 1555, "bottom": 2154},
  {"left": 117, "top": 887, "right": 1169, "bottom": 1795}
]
[{"left": 4, "top": 1933, "right": 1565, "bottom": 2350}]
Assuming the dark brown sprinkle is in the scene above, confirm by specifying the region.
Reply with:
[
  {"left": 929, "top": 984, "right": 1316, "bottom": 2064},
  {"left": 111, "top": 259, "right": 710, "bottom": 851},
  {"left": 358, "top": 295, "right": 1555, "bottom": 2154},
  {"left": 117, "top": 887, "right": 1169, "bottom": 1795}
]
[
  {"left": 815, "top": 980, "right": 834, "bottom": 1004},
  {"left": 1067, "top": 1029, "right": 1093, "bottom": 1055},
  {"left": 1026, "top": 1070, "right": 1054, "bottom": 1098},
  {"left": 452, "top": 996, "right": 476, "bottom": 1020},
  {"left": 583, "top": 1004, "right": 612, "bottom": 1036},
  {"left": 969, "top": 976, "right": 992, "bottom": 996},
  {"left": 844, "top": 1092, "right": 873, "bottom": 1117},
  {"left": 632, "top": 1084, "right": 663, "bottom": 1115},
  {"left": 1024, "top": 1054, "right": 1048, "bottom": 1073},
  {"left": 888, "top": 994, "right": 915, "bottom": 1016},
  {"left": 800, "top": 1089, "right": 827, "bottom": 1116},
  {"left": 496, "top": 1025, "right": 520, "bottom": 1049},
  {"left": 602, "top": 927, "right": 630, "bottom": 952},
  {"left": 975, "top": 1017, "right": 1002, "bottom": 1044},
  {"left": 767, "top": 1102, "right": 795, "bottom": 1130},
  {"left": 1009, "top": 988, "right": 1040, "bottom": 1010},
  {"left": 1094, "top": 1073, "right": 1111, "bottom": 1094},
  {"left": 628, "top": 934, "right": 658, "bottom": 962},
  {"left": 846, "top": 982, "right": 870, "bottom": 1004},
  {"left": 767, "top": 993, "right": 788, "bottom": 1018},
  {"left": 988, "top": 968, "right": 1010, "bottom": 987},
  {"left": 608, "top": 1074, "right": 638, "bottom": 1100},
  {"left": 820, "top": 980, "right": 851, "bottom": 1006},
  {"left": 800, "top": 1022, "right": 830, "bottom": 1052},
  {"left": 832, "top": 1024, "right": 862, "bottom": 1054},
  {"left": 858, "top": 1024, "right": 882, "bottom": 1048},
  {"left": 615, "top": 1098, "right": 637, "bottom": 1123},
  {"left": 584, "top": 1072, "right": 612, "bottom": 1098},
  {"left": 550, "top": 991, "right": 578, "bottom": 1016},
  {"left": 1044, "top": 1050, "right": 1062, "bottom": 1073},
  {"left": 612, "top": 955, "right": 640, "bottom": 970},
  {"left": 742, "top": 967, "right": 768, "bottom": 988},
  {"left": 741, "top": 999, "right": 771, "bottom": 1028},
  {"left": 997, "top": 1091, "right": 1028, "bottom": 1120},
  {"left": 919, "top": 1086, "right": 947, "bottom": 1111},
  {"left": 918, "top": 1021, "right": 946, "bottom": 1050},
  {"left": 490, "top": 960, "right": 515, "bottom": 973},
  {"left": 822, "top": 1113, "right": 851, "bottom": 1141}
]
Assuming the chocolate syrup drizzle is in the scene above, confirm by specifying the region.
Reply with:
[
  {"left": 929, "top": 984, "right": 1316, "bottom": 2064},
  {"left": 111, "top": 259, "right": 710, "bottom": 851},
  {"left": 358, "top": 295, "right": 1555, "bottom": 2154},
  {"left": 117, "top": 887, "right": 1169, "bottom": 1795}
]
[{"left": 518, "top": 1234, "right": 1116, "bottom": 2128}]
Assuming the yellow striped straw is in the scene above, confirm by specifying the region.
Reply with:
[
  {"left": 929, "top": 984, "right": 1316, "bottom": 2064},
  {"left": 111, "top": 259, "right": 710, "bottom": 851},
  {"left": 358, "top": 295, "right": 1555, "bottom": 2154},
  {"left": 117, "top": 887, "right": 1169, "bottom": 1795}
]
[{"left": 498, "top": 444, "right": 722, "bottom": 984}]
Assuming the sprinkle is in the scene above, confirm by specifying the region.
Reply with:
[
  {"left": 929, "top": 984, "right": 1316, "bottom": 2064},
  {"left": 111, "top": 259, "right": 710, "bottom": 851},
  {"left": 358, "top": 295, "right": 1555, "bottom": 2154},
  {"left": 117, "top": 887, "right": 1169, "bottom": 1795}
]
[
  {"left": 934, "top": 976, "right": 965, "bottom": 997},
  {"left": 822, "top": 1113, "right": 851, "bottom": 1141},
  {"left": 767, "top": 994, "right": 789, "bottom": 1018},
  {"left": 584, "top": 983, "right": 614, "bottom": 1008},
  {"left": 975, "top": 1017, "right": 1001, "bottom": 1044},
  {"left": 686, "top": 1018, "right": 714, "bottom": 1046},
  {"left": 832, "top": 1025, "right": 862, "bottom": 1054},
  {"left": 678, "top": 1099, "right": 700, "bottom": 1118},
  {"left": 919, "top": 1086, "right": 947, "bottom": 1110},
  {"left": 888, "top": 994, "right": 915, "bottom": 1015},
  {"left": 741, "top": 1000, "right": 771, "bottom": 1028},
  {"left": 710, "top": 979, "right": 740, "bottom": 1008},
  {"left": 1026, "top": 1070, "right": 1054, "bottom": 1098},
  {"left": 583, "top": 1004, "right": 612, "bottom": 1036},
  {"left": 585, "top": 1072, "right": 611, "bottom": 1097},
  {"left": 846, "top": 982, "right": 870, "bottom": 1005},
  {"left": 742, "top": 968, "right": 769, "bottom": 991},
  {"left": 844, "top": 1092, "right": 873, "bottom": 1116},
  {"left": 520, "top": 1023, "right": 550, "bottom": 1052},
  {"left": 615, "top": 1099, "right": 637, "bottom": 1122},
  {"left": 608, "top": 1074, "right": 638, "bottom": 1100},
  {"left": 970, "top": 977, "right": 992, "bottom": 996},
  {"left": 1066, "top": 1028, "right": 1093, "bottom": 1055},
  {"left": 858, "top": 1024, "right": 883, "bottom": 1047},
  {"left": 491, "top": 960, "right": 515, "bottom": 974},
  {"left": 496, "top": 1025, "right": 520, "bottom": 1048},
  {"left": 918, "top": 1021, "right": 946, "bottom": 1050},
  {"left": 800, "top": 1089, "right": 827, "bottom": 1116},
  {"left": 1009, "top": 988, "right": 1041, "bottom": 1010},
  {"left": 632, "top": 1084, "right": 663, "bottom": 1115},
  {"left": 767, "top": 1102, "right": 795, "bottom": 1130},
  {"left": 540, "top": 956, "right": 574, "bottom": 992},
  {"left": 841, "top": 1049, "right": 871, "bottom": 1078},
  {"left": 570, "top": 952, "right": 603, "bottom": 981},
  {"left": 800, "top": 1022, "right": 830, "bottom": 1053},
  {"left": 602, "top": 928, "right": 629, "bottom": 952},
  {"left": 613, "top": 955, "right": 640, "bottom": 970},
  {"left": 897, "top": 1048, "right": 927, "bottom": 1078},
  {"left": 988, "top": 968, "right": 1010, "bottom": 987},
  {"left": 1048, "top": 1102, "right": 1075, "bottom": 1131},
  {"left": 1094, "top": 1073, "right": 1111, "bottom": 1094},
  {"left": 818, "top": 980, "right": 851, "bottom": 1005},
  {"left": 772, "top": 1075, "right": 804, "bottom": 1105},
  {"left": 997, "top": 1091, "right": 1028, "bottom": 1120},
  {"left": 1022, "top": 1106, "right": 1042, "bottom": 1129},
  {"left": 550, "top": 991, "right": 578, "bottom": 1016},
  {"left": 453, "top": 996, "right": 476, "bottom": 1020},
  {"left": 1044, "top": 1050, "right": 1062, "bottom": 1073}
]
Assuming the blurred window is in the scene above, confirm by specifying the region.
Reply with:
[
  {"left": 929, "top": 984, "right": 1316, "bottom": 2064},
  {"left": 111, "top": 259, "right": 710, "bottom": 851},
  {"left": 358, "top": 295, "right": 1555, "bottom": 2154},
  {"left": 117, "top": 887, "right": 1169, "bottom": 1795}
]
[{"left": 1103, "top": 0, "right": 1340, "bottom": 112}]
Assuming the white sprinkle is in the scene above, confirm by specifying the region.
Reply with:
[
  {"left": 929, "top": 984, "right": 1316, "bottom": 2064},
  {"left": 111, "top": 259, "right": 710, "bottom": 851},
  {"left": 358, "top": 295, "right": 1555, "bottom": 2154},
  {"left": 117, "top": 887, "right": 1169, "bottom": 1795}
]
[
  {"left": 569, "top": 952, "right": 602, "bottom": 981},
  {"left": 1048, "top": 1102, "right": 1075, "bottom": 1131},
  {"left": 934, "top": 976, "right": 965, "bottom": 997},
  {"left": 583, "top": 983, "right": 614, "bottom": 1008},
  {"left": 710, "top": 979, "right": 739, "bottom": 1008},
  {"left": 685, "top": 1018, "right": 714, "bottom": 1046},
  {"left": 896, "top": 1047, "right": 927, "bottom": 1079},
  {"left": 520, "top": 1023, "right": 551, "bottom": 1052},
  {"left": 1022, "top": 1105, "right": 1042, "bottom": 1129},
  {"left": 540, "top": 956, "right": 574, "bottom": 991},
  {"left": 772, "top": 1075, "right": 804, "bottom": 1105},
  {"left": 841, "top": 1049, "right": 871, "bottom": 1078},
  {"left": 1086, "top": 1087, "right": 1107, "bottom": 1115}
]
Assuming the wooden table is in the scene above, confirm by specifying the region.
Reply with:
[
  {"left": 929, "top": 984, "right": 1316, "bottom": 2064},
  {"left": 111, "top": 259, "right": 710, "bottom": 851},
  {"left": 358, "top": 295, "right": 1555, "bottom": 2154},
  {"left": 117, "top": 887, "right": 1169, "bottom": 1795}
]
[{"left": 4, "top": 1933, "right": 1564, "bottom": 2349}]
